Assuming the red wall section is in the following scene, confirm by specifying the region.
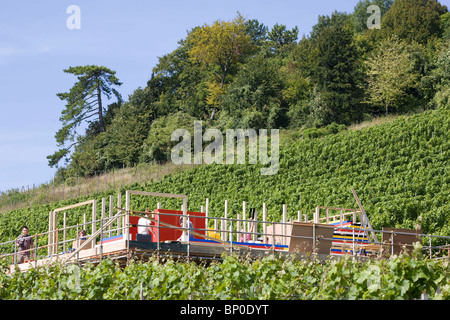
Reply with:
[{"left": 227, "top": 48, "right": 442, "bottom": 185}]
[
  {"left": 151, "top": 209, "right": 206, "bottom": 242},
  {"left": 129, "top": 215, "right": 140, "bottom": 241}
]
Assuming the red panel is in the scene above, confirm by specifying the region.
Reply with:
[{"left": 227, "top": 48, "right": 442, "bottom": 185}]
[
  {"left": 151, "top": 209, "right": 206, "bottom": 242},
  {"left": 129, "top": 215, "right": 140, "bottom": 241}
]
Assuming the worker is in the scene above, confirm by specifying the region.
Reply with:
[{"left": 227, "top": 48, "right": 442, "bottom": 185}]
[
  {"left": 137, "top": 209, "right": 155, "bottom": 242},
  {"left": 177, "top": 216, "right": 194, "bottom": 242},
  {"left": 16, "top": 226, "right": 34, "bottom": 264},
  {"left": 78, "top": 229, "right": 87, "bottom": 240}
]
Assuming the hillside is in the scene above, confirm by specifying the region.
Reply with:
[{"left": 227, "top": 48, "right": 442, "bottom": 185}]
[{"left": 1, "top": 106, "right": 448, "bottom": 246}]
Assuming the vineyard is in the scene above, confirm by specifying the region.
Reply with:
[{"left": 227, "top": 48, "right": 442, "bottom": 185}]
[
  {"left": 0, "top": 106, "right": 448, "bottom": 300},
  {"left": 3, "top": 107, "right": 448, "bottom": 242},
  {"left": 1, "top": 246, "right": 449, "bottom": 300}
]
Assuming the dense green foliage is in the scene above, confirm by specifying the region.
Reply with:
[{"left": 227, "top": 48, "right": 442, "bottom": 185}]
[
  {"left": 1, "top": 245, "right": 449, "bottom": 300},
  {"left": 48, "top": 0, "right": 448, "bottom": 178}
]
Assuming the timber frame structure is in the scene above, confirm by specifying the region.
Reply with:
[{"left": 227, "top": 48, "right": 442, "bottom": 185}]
[{"left": 2, "top": 189, "right": 450, "bottom": 273}]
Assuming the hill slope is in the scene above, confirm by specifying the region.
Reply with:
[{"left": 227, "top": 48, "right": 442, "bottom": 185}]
[{"left": 0, "top": 106, "right": 448, "bottom": 246}]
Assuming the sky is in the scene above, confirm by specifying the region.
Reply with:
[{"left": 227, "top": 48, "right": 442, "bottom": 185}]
[{"left": 0, "top": 0, "right": 448, "bottom": 193}]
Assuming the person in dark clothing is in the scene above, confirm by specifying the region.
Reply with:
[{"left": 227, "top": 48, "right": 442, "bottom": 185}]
[{"left": 16, "top": 226, "right": 34, "bottom": 263}]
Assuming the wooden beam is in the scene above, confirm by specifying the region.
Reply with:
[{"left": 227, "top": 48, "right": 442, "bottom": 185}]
[
  {"left": 351, "top": 188, "right": 378, "bottom": 243},
  {"left": 53, "top": 200, "right": 96, "bottom": 213}
]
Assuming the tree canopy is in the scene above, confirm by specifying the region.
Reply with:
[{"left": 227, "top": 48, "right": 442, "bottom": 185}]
[
  {"left": 48, "top": 1, "right": 450, "bottom": 179},
  {"left": 48, "top": 65, "right": 122, "bottom": 168}
]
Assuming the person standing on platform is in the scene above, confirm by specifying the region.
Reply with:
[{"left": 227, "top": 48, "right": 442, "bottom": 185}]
[
  {"left": 177, "top": 216, "right": 194, "bottom": 242},
  {"left": 137, "top": 209, "right": 155, "bottom": 242},
  {"left": 16, "top": 226, "right": 34, "bottom": 264}
]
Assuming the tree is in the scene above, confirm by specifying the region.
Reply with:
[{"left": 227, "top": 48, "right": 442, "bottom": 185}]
[
  {"left": 431, "top": 43, "right": 450, "bottom": 108},
  {"left": 244, "top": 19, "right": 268, "bottom": 46},
  {"left": 266, "top": 23, "right": 299, "bottom": 55},
  {"left": 364, "top": 36, "right": 419, "bottom": 116},
  {"left": 306, "top": 12, "right": 365, "bottom": 125},
  {"left": 48, "top": 65, "right": 122, "bottom": 168},
  {"left": 381, "top": 0, "right": 448, "bottom": 45},
  {"left": 186, "top": 13, "right": 253, "bottom": 120},
  {"left": 221, "top": 55, "right": 287, "bottom": 129},
  {"left": 442, "top": 12, "right": 450, "bottom": 41}
]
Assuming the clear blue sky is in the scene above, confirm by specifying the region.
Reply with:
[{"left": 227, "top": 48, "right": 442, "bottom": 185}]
[{"left": 0, "top": 0, "right": 447, "bottom": 192}]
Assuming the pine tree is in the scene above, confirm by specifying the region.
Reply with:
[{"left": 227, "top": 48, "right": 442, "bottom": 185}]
[{"left": 47, "top": 65, "right": 122, "bottom": 168}]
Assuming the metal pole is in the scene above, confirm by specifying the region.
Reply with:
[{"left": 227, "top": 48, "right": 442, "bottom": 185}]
[
  {"left": 391, "top": 231, "right": 394, "bottom": 256},
  {"left": 429, "top": 237, "right": 432, "bottom": 259}
]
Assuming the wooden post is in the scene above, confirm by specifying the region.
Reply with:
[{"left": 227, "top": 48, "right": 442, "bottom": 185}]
[
  {"left": 253, "top": 207, "right": 258, "bottom": 241},
  {"left": 205, "top": 198, "right": 209, "bottom": 229},
  {"left": 101, "top": 197, "right": 106, "bottom": 240},
  {"left": 242, "top": 201, "right": 247, "bottom": 234},
  {"left": 48, "top": 211, "right": 53, "bottom": 256},
  {"left": 223, "top": 200, "right": 228, "bottom": 241},
  {"left": 201, "top": 205, "right": 206, "bottom": 235},
  {"left": 237, "top": 214, "right": 241, "bottom": 242},
  {"left": 63, "top": 212, "right": 67, "bottom": 252},
  {"left": 117, "top": 193, "right": 122, "bottom": 235},
  {"left": 314, "top": 207, "right": 320, "bottom": 224},
  {"left": 92, "top": 200, "right": 97, "bottom": 238},
  {"left": 125, "top": 191, "right": 130, "bottom": 240},
  {"left": 109, "top": 195, "right": 114, "bottom": 237},
  {"left": 53, "top": 211, "right": 57, "bottom": 255},
  {"left": 182, "top": 197, "right": 187, "bottom": 233},
  {"left": 263, "top": 204, "right": 267, "bottom": 244},
  {"left": 55, "top": 226, "right": 59, "bottom": 260}
]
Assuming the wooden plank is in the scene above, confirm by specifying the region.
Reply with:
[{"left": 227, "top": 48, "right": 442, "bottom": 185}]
[
  {"left": 54, "top": 200, "right": 96, "bottom": 213},
  {"left": 351, "top": 188, "right": 378, "bottom": 243},
  {"left": 288, "top": 222, "right": 334, "bottom": 255}
]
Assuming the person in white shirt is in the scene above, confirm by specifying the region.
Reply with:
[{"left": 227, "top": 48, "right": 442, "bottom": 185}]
[
  {"left": 177, "top": 216, "right": 194, "bottom": 242},
  {"left": 137, "top": 209, "right": 155, "bottom": 242}
]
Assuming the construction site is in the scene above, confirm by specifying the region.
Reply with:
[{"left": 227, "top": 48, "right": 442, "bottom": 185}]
[{"left": 2, "top": 189, "right": 450, "bottom": 274}]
